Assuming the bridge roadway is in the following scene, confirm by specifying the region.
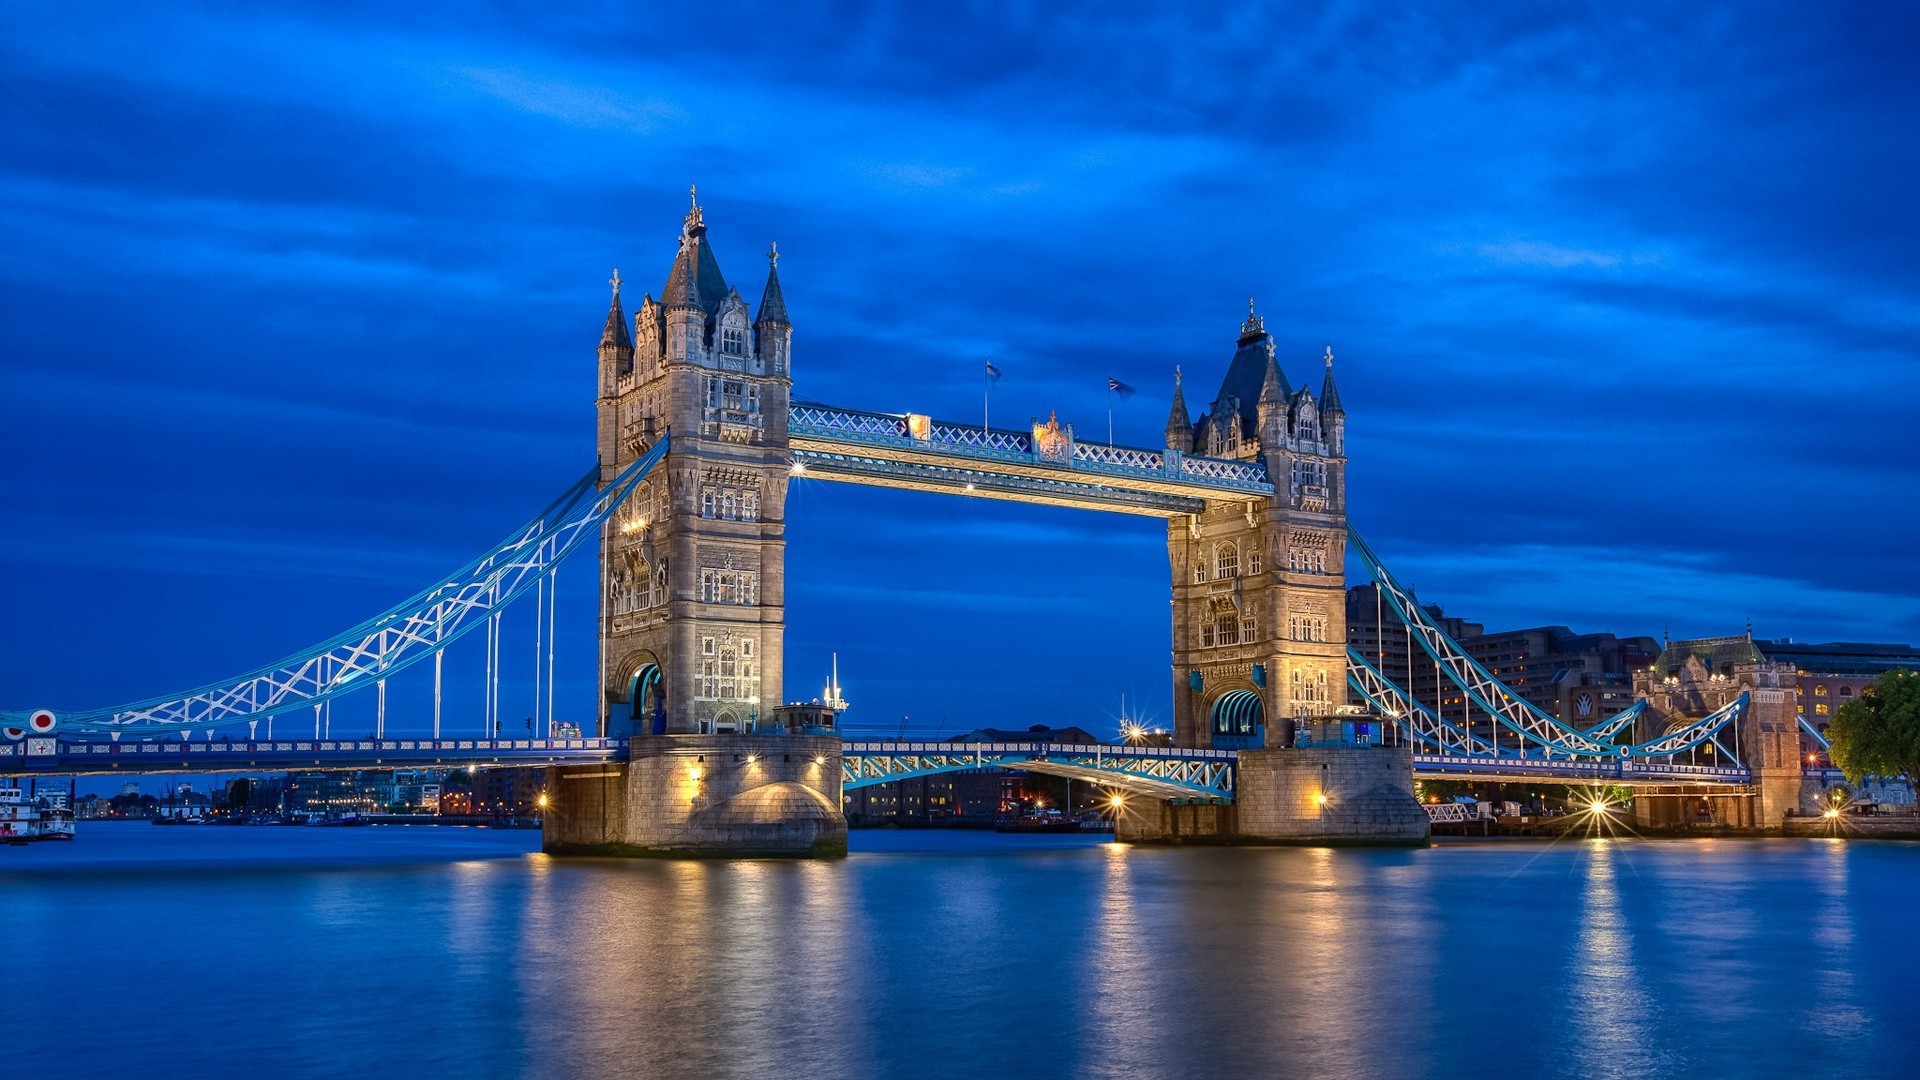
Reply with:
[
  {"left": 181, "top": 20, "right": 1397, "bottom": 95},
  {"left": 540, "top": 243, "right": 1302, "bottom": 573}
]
[{"left": 6, "top": 736, "right": 1759, "bottom": 795}]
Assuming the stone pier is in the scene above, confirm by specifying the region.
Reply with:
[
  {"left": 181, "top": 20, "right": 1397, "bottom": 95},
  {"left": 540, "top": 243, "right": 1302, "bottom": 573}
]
[
  {"left": 544, "top": 734, "right": 846, "bottom": 858},
  {"left": 1117, "top": 745, "right": 1428, "bottom": 846}
]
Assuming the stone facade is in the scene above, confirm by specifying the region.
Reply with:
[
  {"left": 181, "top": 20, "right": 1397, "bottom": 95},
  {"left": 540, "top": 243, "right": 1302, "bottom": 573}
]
[
  {"left": 545, "top": 734, "right": 845, "bottom": 857},
  {"left": 1635, "top": 635, "right": 1803, "bottom": 826},
  {"left": 1166, "top": 308, "right": 1349, "bottom": 750},
  {"left": 596, "top": 192, "right": 792, "bottom": 736}
]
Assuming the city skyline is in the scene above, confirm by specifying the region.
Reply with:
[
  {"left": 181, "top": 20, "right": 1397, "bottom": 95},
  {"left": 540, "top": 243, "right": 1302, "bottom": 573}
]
[{"left": 4, "top": 3, "right": 1917, "bottom": 734}]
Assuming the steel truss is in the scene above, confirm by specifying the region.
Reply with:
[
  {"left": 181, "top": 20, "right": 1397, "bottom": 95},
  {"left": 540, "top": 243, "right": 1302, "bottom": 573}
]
[
  {"left": 1346, "top": 528, "right": 1743, "bottom": 763},
  {"left": 6, "top": 439, "right": 670, "bottom": 737},
  {"left": 841, "top": 741, "right": 1237, "bottom": 801}
]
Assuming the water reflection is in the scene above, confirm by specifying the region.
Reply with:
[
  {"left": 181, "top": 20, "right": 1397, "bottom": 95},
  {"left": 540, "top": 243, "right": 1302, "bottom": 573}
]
[{"left": 5, "top": 828, "right": 1918, "bottom": 1077}]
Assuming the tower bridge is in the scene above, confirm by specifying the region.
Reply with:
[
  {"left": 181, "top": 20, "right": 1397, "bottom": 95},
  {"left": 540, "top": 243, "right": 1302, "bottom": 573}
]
[{"left": 4, "top": 194, "right": 1818, "bottom": 851}]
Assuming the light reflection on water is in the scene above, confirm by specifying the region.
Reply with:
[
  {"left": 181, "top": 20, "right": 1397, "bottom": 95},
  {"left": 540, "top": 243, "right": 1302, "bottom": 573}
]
[{"left": 4, "top": 825, "right": 1917, "bottom": 1078}]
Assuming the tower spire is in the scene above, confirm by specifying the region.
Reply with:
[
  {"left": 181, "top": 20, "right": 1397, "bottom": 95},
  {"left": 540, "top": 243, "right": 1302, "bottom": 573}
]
[
  {"left": 1320, "top": 345, "right": 1345, "bottom": 416},
  {"left": 756, "top": 241, "right": 790, "bottom": 327},
  {"left": 1164, "top": 366, "right": 1191, "bottom": 451},
  {"left": 601, "top": 267, "right": 632, "bottom": 351}
]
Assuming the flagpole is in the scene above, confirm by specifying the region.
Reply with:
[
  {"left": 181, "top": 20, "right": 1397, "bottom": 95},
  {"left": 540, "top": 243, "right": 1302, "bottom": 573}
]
[
  {"left": 1107, "top": 386, "right": 1115, "bottom": 446},
  {"left": 984, "top": 360, "right": 990, "bottom": 435}
]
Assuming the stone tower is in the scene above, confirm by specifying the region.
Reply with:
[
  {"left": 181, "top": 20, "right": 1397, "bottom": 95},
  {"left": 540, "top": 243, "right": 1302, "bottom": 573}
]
[
  {"left": 1633, "top": 635, "right": 1803, "bottom": 826},
  {"left": 596, "top": 191, "right": 793, "bottom": 736},
  {"left": 1166, "top": 304, "right": 1350, "bottom": 749}
]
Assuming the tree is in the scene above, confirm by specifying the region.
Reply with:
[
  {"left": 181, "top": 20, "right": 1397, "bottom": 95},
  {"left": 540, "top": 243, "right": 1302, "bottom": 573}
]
[{"left": 1828, "top": 670, "right": 1920, "bottom": 791}]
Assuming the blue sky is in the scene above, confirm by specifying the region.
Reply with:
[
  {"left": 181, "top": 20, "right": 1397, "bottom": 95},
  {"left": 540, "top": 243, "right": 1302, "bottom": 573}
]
[{"left": 3, "top": 2, "right": 1916, "bottom": 739}]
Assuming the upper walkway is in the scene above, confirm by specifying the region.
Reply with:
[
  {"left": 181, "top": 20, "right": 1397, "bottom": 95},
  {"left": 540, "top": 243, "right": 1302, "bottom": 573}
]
[{"left": 788, "top": 401, "right": 1273, "bottom": 515}]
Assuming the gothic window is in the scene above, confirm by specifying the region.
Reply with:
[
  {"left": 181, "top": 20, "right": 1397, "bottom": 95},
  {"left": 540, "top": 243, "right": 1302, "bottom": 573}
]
[
  {"left": 702, "top": 489, "right": 716, "bottom": 517},
  {"left": 1289, "top": 615, "right": 1328, "bottom": 642},
  {"left": 743, "top": 490, "right": 759, "bottom": 521},
  {"left": 1215, "top": 542, "right": 1239, "bottom": 579},
  {"left": 1192, "top": 560, "right": 1207, "bottom": 585},
  {"left": 702, "top": 636, "right": 716, "bottom": 656},
  {"left": 1248, "top": 547, "right": 1263, "bottom": 575},
  {"left": 1201, "top": 622, "right": 1214, "bottom": 648},
  {"left": 699, "top": 568, "right": 759, "bottom": 605},
  {"left": 722, "top": 325, "right": 745, "bottom": 355},
  {"left": 1214, "top": 610, "right": 1240, "bottom": 647},
  {"left": 1241, "top": 614, "right": 1256, "bottom": 642},
  {"left": 721, "top": 492, "right": 737, "bottom": 520}
]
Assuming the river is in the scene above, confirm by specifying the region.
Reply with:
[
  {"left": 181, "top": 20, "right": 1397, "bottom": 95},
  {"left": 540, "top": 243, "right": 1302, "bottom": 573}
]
[{"left": 3, "top": 823, "right": 1914, "bottom": 1078}]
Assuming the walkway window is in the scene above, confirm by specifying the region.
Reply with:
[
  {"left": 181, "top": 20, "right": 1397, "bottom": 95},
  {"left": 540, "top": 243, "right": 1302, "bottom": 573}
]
[
  {"left": 1216, "top": 542, "right": 1239, "bottom": 579},
  {"left": 1815, "top": 703, "right": 1829, "bottom": 715},
  {"left": 1839, "top": 686, "right": 1853, "bottom": 698}
]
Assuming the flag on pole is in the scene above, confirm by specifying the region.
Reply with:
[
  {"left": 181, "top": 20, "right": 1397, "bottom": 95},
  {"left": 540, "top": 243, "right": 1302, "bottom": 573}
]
[
  {"left": 985, "top": 360, "right": 1003, "bottom": 382},
  {"left": 1107, "top": 377, "right": 1135, "bottom": 397}
]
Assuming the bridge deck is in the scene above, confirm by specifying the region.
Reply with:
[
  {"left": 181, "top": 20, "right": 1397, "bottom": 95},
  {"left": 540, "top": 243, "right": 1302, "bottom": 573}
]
[
  {"left": 3, "top": 737, "right": 625, "bottom": 776},
  {"left": 789, "top": 401, "right": 1272, "bottom": 516}
]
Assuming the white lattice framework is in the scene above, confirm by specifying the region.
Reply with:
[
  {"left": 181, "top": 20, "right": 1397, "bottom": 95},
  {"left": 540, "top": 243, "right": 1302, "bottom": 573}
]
[{"left": 5, "top": 439, "right": 670, "bottom": 737}]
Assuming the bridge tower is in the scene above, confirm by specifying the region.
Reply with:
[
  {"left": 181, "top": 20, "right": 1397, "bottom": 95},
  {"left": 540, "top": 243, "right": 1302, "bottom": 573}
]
[
  {"left": 548, "top": 191, "right": 843, "bottom": 858},
  {"left": 1166, "top": 304, "right": 1350, "bottom": 751},
  {"left": 596, "top": 190, "right": 792, "bottom": 738}
]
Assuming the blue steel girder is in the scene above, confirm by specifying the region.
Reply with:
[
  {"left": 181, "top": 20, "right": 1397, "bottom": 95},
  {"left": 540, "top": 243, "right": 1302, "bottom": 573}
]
[
  {"left": 841, "top": 742, "right": 1237, "bottom": 801},
  {"left": 788, "top": 400, "right": 1272, "bottom": 515}
]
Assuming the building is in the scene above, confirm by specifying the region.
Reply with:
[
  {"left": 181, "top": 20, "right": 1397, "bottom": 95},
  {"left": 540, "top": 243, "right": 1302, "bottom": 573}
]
[
  {"left": 1651, "top": 635, "right": 1920, "bottom": 768},
  {"left": 471, "top": 768, "right": 547, "bottom": 820},
  {"left": 1346, "top": 583, "right": 1658, "bottom": 729}
]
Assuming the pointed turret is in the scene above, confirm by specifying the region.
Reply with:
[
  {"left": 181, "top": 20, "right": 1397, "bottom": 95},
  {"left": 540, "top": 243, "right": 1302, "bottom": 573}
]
[
  {"left": 662, "top": 185, "right": 730, "bottom": 313},
  {"left": 601, "top": 270, "right": 632, "bottom": 348},
  {"left": 599, "top": 269, "right": 634, "bottom": 377},
  {"left": 1258, "top": 351, "right": 1285, "bottom": 406},
  {"left": 756, "top": 242, "right": 790, "bottom": 327},
  {"left": 1164, "top": 367, "right": 1191, "bottom": 451},
  {"left": 1319, "top": 346, "right": 1344, "bottom": 416}
]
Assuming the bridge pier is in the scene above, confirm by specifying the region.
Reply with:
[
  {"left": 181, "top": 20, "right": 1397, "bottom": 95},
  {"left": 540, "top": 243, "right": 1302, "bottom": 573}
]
[
  {"left": 1118, "top": 746, "right": 1428, "bottom": 846},
  {"left": 543, "top": 734, "right": 845, "bottom": 858}
]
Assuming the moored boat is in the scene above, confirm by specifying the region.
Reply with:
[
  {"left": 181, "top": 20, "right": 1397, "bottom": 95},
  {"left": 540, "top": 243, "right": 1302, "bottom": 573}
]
[{"left": 0, "top": 787, "right": 76, "bottom": 843}]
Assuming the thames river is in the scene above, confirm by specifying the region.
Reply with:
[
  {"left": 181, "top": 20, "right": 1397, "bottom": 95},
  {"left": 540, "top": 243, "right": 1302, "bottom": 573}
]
[{"left": 5, "top": 825, "right": 1915, "bottom": 1078}]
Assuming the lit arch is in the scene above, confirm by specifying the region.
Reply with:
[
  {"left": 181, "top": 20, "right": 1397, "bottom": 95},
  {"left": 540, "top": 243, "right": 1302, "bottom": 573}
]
[{"left": 1211, "top": 689, "right": 1263, "bottom": 736}]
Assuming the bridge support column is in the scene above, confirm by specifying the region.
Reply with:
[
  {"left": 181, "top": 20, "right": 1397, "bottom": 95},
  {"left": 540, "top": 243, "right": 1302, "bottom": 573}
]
[
  {"left": 1118, "top": 746, "right": 1427, "bottom": 846},
  {"left": 543, "top": 734, "right": 845, "bottom": 858}
]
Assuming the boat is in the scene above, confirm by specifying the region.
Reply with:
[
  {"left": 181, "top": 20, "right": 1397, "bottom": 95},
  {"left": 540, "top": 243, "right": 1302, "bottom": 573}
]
[{"left": 0, "top": 787, "right": 76, "bottom": 844}]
